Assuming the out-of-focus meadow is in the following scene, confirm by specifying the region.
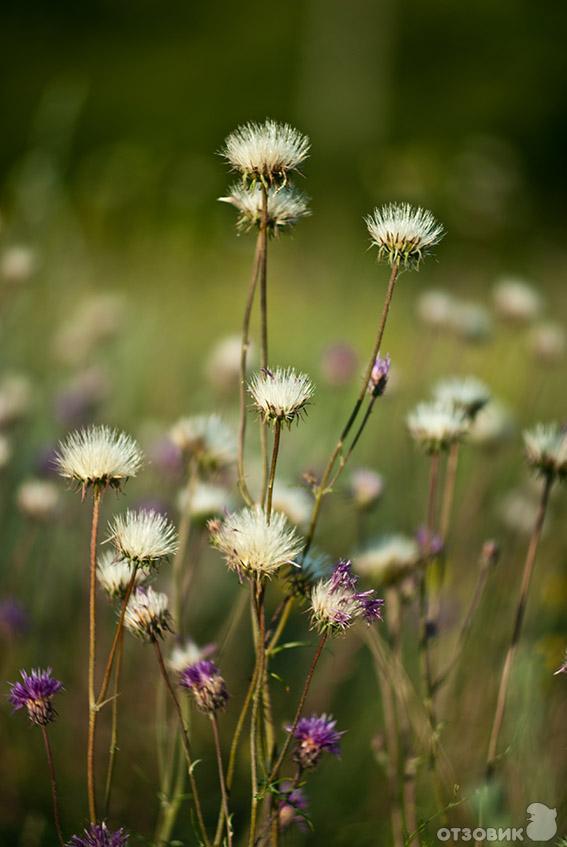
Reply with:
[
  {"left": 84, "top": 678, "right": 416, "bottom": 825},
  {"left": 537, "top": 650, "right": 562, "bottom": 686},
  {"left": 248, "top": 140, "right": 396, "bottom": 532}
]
[{"left": 1, "top": 1, "right": 566, "bottom": 845}]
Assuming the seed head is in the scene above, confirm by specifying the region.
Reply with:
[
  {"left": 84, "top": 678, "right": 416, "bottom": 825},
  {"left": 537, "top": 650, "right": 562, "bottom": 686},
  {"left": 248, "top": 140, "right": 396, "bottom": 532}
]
[
  {"left": 97, "top": 551, "right": 147, "bottom": 600},
  {"left": 124, "top": 587, "right": 173, "bottom": 642},
  {"left": 523, "top": 423, "right": 567, "bottom": 481},
  {"left": 219, "top": 184, "right": 310, "bottom": 235},
  {"left": 221, "top": 119, "right": 310, "bottom": 187},
  {"left": 433, "top": 376, "right": 491, "bottom": 421},
  {"left": 365, "top": 203, "right": 444, "bottom": 269},
  {"left": 249, "top": 367, "right": 314, "bottom": 426},
  {"left": 106, "top": 509, "right": 178, "bottom": 569},
  {"left": 353, "top": 535, "right": 420, "bottom": 587},
  {"left": 9, "top": 668, "right": 63, "bottom": 726},
  {"left": 170, "top": 414, "right": 236, "bottom": 471},
  {"left": 493, "top": 277, "right": 542, "bottom": 323},
  {"left": 407, "top": 401, "right": 468, "bottom": 453},
  {"left": 349, "top": 468, "right": 385, "bottom": 509},
  {"left": 16, "top": 479, "right": 60, "bottom": 521},
  {"left": 209, "top": 505, "right": 302, "bottom": 579},
  {"left": 55, "top": 426, "right": 143, "bottom": 493}
]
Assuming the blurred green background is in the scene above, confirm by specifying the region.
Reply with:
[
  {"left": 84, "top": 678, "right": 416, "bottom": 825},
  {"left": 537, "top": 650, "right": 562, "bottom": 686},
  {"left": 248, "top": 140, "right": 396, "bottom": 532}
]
[{"left": 1, "top": 1, "right": 566, "bottom": 845}]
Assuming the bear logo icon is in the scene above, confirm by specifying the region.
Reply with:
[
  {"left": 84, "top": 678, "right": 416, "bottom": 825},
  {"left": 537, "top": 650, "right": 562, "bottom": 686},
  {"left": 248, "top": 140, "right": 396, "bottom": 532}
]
[{"left": 526, "top": 803, "right": 557, "bottom": 842}]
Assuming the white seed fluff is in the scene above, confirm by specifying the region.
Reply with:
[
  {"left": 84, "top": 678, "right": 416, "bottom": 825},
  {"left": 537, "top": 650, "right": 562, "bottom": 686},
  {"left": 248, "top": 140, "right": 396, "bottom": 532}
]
[
  {"left": 16, "top": 480, "right": 60, "bottom": 521},
  {"left": 433, "top": 376, "right": 491, "bottom": 420},
  {"left": 407, "top": 401, "right": 468, "bottom": 453},
  {"left": 96, "top": 550, "right": 146, "bottom": 600},
  {"left": 219, "top": 184, "right": 310, "bottom": 234},
  {"left": 124, "top": 587, "right": 173, "bottom": 641},
  {"left": 169, "top": 639, "right": 214, "bottom": 674},
  {"left": 365, "top": 203, "right": 444, "bottom": 269},
  {"left": 106, "top": 509, "right": 178, "bottom": 568},
  {"left": 170, "top": 414, "right": 236, "bottom": 469},
  {"left": 353, "top": 535, "right": 420, "bottom": 586},
  {"left": 55, "top": 425, "right": 143, "bottom": 488},
  {"left": 523, "top": 423, "right": 567, "bottom": 480},
  {"left": 221, "top": 120, "right": 310, "bottom": 184},
  {"left": 249, "top": 367, "right": 314, "bottom": 425},
  {"left": 210, "top": 506, "right": 303, "bottom": 578}
]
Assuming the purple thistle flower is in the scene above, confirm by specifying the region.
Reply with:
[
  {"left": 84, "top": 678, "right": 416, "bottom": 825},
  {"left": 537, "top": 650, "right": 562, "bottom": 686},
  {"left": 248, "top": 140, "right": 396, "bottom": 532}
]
[
  {"left": 289, "top": 713, "right": 342, "bottom": 770},
  {"left": 355, "top": 591, "right": 384, "bottom": 623},
  {"left": 328, "top": 559, "right": 359, "bottom": 593},
  {"left": 180, "top": 659, "right": 229, "bottom": 714},
  {"left": 367, "top": 353, "right": 391, "bottom": 397},
  {"left": 9, "top": 668, "right": 63, "bottom": 726},
  {"left": 311, "top": 560, "right": 384, "bottom": 635},
  {"left": 278, "top": 781, "right": 309, "bottom": 831},
  {"left": 416, "top": 526, "right": 444, "bottom": 558},
  {"left": 67, "top": 822, "right": 128, "bottom": 847},
  {"left": 0, "top": 598, "right": 29, "bottom": 638}
]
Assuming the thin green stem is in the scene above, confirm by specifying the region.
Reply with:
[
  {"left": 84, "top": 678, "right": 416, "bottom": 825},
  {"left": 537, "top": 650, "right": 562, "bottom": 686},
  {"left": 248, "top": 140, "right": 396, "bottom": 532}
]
[
  {"left": 210, "top": 714, "right": 233, "bottom": 847},
  {"left": 302, "top": 263, "right": 399, "bottom": 556},
  {"left": 103, "top": 626, "right": 124, "bottom": 818},
  {"left": 264, "top": 419, "right": 281, "bottom": 521},
  {"left": 41, "top": 726, "right": 65, "bottom": 847},
  {"left": 87, "top": 487, "right": 101, "bottom": 823},
  {"left": 153, "top": 638, "right": 211, "bottom": 847},
  {"left": 268, "top": 633, "right": 327, "bottom": 783},
  {"left": 485, "top": 474, "right": 553, "bottom": 778}
]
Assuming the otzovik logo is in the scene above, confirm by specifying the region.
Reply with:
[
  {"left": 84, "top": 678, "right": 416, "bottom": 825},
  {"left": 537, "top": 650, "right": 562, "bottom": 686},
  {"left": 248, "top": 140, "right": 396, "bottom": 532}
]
[{"left": 437, "top": 803, "right": 558, "bottom": 843}]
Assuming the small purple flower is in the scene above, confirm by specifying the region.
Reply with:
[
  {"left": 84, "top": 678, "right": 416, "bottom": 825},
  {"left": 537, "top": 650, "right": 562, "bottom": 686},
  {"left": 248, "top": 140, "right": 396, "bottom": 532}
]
[
  {"left": 328, "top": 559, "right": 359, "bottom": 593},
  {"left": 0, "top": 598, "right": 29, "bottom": 638},
  {"left": 67, "top": 822, "right": 128, "bottom": 847},
  {"left": 311, "top": 560, "right": 384, "bottom": 635},
  {"left": 9, "top": 668, "right": 63, "bottom": 726},
  {"left": 278, "top": 781, "right": 309, "bottom": 831},
  {"left": 355, "top": 591, "right": 384, "bottom": 623},
  {"left": 416, "top": 526, "right": 444, "bottom": 558},
  {"left": 367, "top": 353, "right": 391, "bottom": 397},
  {"left": 289, "top": 713, "right": 342, "bottom": 770},
  {"left": 180, "top": 659, "right": 229, "bottom": 714}
]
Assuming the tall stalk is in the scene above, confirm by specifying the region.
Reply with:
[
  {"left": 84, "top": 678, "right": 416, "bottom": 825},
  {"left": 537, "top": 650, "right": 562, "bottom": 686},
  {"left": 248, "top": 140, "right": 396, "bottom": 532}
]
[
  {"left": 87, "top": 487, "right": 102, "bottom": 823},
  {"left": 153, "top": 638, "right": 211, "bottom": 847},
  {"left": 302, "top": 263, "right": 399, "bottom": 557},
  {"left": 258, "top": 185, "right": 270, "bottom": 504},
  {"left": 41, "top": 726, "right": 65, "bottom": 847},
  {"left": 485, "top": 474, "right": 553, "bottom": 777},
  {"left": 264, "top": 420, "right": 281, "bottom": 520},
  {"left": 210, "top": 714, "right": 233, "bottom": 847},
  {"left": 418, "top": 453, "right": 440, "bottom": 734},
  {"left": 248, "top": 580, "right": 266, "bottom": 847},
  {"left": 103, "top": 627, "right": 124, "bottom": 817}
]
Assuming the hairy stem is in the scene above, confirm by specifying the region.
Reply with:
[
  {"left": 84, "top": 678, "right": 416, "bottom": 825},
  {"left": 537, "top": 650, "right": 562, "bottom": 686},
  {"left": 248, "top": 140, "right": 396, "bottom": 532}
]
[
  {"left": 153, "top": 638, "right": 211, "bottom": 847},
  {"left": 302, "top": 263, "right": 399, "bottom": 556},
  {"left": 87, "top": 487, "right": 101, "bottom": 823},
  {"left": 103, "top": 626, "right": 124, "bottom": 818},
  {"left": 210, "top": 714, "right": 233, "bottom": 847},
  {"left": 264, "top": 419, "right": 281, "bottom": 521},
  {"left": 269, "top": 634, "right": 327, "bottom": 783},
  {"left": 485, "top": 474, "right": 553, "bottom": 777},
  {"left": 41, "top": 726, "right": 65, "bottom": 847}
]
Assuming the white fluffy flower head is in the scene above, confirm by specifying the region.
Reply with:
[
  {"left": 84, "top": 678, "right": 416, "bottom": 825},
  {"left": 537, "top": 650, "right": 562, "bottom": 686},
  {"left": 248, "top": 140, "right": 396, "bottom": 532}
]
[
  {"left": 221, "top": 119, "right": 310, "bottom": 186},
  {"left": 366, "top": 203, "right": 444, "bottom": 269},
  {"left": 523, "top": 423, "right": 567, "bottom": 481},
  {"left": 433, "top": 376, "right": 491, "bottom": 420},
  {"left": 106, "top": 509, "right": 178, "bottom": 568},
  {"left": 124, "top": 587, "right": 173, "bottom": 642},
  {"left": 97, "top": 550, "right": 147, "bottom": 600},
  {"left": 170, "top": 414, "right": 236, "bottom": 470},
  {"left": 17, "top": 480, "right": 59, "bottom": 521},
  {"left": 55, "top": 425, "right": 143, "bottom": 492},
  {"left": 219, "top": 184, "right": 310, "bottom": 235},
  {"left": 209, "top": 505, "right": 302, "bottom": 579},
  {"left": 353, "top": 535, "right": 420, "bottom": 587},
  {"left": 407, "top": 401, "right": 468, "bottom": 453},
  {"left": 249, "top": 367, "right": 314, "bottom": 426},
  {"left": 493, "top": 278, "right": 542, "bottom": 323}
]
